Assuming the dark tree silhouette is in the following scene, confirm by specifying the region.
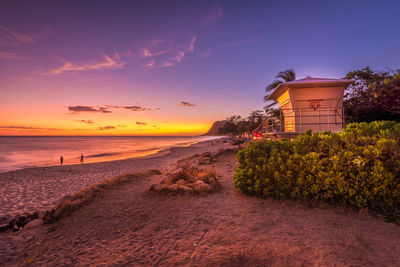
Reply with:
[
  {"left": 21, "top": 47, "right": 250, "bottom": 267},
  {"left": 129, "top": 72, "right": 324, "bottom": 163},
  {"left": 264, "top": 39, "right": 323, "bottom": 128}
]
[{"left": 264, "top": 69, "right": 296, "bottom": 101}]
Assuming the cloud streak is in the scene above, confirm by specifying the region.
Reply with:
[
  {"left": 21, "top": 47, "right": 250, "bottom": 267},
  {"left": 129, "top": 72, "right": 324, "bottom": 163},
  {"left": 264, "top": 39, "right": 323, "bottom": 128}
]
[
  {"left": 68, "top": 104, "right": 151, "bottom": 114},
  {"left": 179, "top": 101, "right": 196, "bottom": 107},
  {"left": 141, "top": 32, "right": 197, "bottom": 68},
  {"left": 124, "top": 106, "right": 151, "bottom": 111},
  {"left": 136, "top": 122, "right": 147, "bottom": 125},
  {"left": 187, "top": 37, "right": 196, "bottom": 53},
  {"left": 0, "top": 125, "right": 61, "bottom": 130},
  {"left": 98, "top": 126, "right": 116, "bottom": 130},
  {"left": 0, "top": 26, "right": 52, "bottom": 47},
  {"left": 0, "top": 26, "right": 37, "bottom": 46},
  {"left": 162, "top": 36, "right": 197, "bottom": 67},
  {"left": 68, "top": 106, "right": 112, "bottom": 114},
  {"left": 45, "top": 53, "right": 124, "bottom": 75},
  {"left": 0, "top": 51, "right": 24, "bottom": 59},
  {"left": 75, "top": 119, "right": 94, "bottom": 124}
]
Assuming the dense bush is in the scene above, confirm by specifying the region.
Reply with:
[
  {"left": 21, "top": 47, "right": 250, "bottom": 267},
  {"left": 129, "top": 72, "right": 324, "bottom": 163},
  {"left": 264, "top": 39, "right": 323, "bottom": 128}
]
[{"left": 234, "top": 121, "right": 400, "bottom": 222}]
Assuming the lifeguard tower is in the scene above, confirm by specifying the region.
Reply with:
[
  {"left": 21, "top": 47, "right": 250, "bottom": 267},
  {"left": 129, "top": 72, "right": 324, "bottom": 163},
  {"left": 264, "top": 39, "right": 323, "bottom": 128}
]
[{"left": 263, "top": 77, "right": 353, "bottom": 137}]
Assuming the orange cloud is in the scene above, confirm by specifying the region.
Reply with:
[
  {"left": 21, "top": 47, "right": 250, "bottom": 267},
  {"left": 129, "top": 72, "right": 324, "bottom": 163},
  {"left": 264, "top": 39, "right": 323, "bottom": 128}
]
[{"left": 98, "top": 126, "right": 116, "bottom": 130}]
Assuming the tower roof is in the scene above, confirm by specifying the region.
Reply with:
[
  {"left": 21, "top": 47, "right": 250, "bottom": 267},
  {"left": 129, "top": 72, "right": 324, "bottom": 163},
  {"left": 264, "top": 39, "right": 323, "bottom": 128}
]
[{"left": 266, "top": 77, "right": 353, "bottom": 101}]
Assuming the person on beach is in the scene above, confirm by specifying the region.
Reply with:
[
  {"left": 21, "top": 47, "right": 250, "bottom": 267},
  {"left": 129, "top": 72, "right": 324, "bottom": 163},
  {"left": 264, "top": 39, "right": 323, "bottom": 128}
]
[
  {"left": 80, "top": 153, "right": 84, "bottom": 164},
  {"left": 60, "top": 155, "right": 64, "bottom": 166}
]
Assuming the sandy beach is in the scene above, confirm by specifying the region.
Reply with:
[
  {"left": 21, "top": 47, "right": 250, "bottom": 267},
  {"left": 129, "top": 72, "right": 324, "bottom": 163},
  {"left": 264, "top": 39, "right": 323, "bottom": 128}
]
[
  {"left": 0, "top": 139, "right": 400, "bottom": 266},
  {"left": 0, "top": 138, "right": 229, "bottom": 218}
]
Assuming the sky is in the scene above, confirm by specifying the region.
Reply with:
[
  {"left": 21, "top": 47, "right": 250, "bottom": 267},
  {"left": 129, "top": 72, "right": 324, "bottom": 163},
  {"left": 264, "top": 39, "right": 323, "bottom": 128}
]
[{"left": 0, "top": 0, "right": 399, "bottom": 135}]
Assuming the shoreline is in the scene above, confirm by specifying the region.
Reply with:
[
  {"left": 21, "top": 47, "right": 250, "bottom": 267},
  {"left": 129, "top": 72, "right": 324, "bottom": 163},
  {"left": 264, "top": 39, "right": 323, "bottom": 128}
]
[
  {"left": 0, "top": 137, "right": 231, "bottom": 219},
  {"left": 0, "top": 136, "right": 226, "bottom": 174}
]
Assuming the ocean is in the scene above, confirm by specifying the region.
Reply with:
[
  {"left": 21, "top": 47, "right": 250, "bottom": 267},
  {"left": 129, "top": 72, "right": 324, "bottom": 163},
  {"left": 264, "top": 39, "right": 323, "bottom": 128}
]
[{"left": 0, "top": 136, "right": 220, "bottom": 173}]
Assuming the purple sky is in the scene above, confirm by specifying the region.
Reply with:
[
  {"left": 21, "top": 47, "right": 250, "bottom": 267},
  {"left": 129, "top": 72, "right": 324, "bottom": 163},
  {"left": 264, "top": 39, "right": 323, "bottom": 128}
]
[{"left": 0, "top": 0, "right": 399, "bottom": 135}]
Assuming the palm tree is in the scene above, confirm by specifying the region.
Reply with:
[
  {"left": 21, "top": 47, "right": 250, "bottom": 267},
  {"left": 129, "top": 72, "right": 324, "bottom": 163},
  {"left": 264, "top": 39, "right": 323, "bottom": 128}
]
[{"left": 264, "top": 69, "right": 296, "bottom": 101}]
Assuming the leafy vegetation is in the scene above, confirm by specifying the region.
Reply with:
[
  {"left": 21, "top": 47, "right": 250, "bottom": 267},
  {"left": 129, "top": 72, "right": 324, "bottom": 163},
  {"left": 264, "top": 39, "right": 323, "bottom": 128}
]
[
  {"left": 219, "top": 110, "right": 265, "bottom": 136},
  {"left": 344, "top": 67, "right": 400, "bottom": 123},
  {"left": 234, "top": 121, "right": 400, "bottom": 222}
]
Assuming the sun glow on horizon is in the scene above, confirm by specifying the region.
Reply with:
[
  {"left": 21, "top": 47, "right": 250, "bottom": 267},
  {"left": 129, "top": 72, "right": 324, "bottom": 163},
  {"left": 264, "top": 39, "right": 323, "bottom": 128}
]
[{"left": 0, "top": 120, "right": 212, "bottom": 136}]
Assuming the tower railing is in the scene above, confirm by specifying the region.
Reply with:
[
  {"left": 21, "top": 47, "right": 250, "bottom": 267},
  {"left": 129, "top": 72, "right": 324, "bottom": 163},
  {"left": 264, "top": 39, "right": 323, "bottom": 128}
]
[{"left": 262, "top": 107, "right": 344, "bottom": 134}]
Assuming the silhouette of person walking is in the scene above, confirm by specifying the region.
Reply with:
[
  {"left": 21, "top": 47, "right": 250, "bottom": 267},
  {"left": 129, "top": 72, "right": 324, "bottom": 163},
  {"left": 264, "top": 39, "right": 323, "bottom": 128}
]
[
  {"left": 80, "top": 153, "right": 84, "bottom": 164},
  {"left": 60, "top": 155, "right": 64, "bottom": 166}
]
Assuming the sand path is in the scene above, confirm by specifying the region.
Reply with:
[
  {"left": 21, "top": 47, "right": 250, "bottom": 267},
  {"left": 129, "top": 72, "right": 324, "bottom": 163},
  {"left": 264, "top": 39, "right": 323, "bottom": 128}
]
[
  {"left": 0, "top": 139, "right": 229, "bottom": 218},
  {"left": 1, "top": 151, "right": 400, "bottom": 266}
]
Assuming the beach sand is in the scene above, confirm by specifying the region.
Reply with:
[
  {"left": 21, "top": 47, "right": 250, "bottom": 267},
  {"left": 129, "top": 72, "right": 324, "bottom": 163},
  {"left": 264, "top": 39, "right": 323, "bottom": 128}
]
[
  {"left": 1, "top": 139, "right": 400, "bottom": 266},
  {"left": 0, "top": 138, "right": 229, "bottom": 218}
]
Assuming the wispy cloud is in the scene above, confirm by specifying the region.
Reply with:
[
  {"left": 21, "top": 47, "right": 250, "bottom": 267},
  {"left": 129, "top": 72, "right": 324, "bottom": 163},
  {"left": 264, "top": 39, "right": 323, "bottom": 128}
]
[
  {"left": 68, "top": 106, "right": 112, "bottom": 114},
  {"left": 124, "top": 106, "right": 151, "bottom": 111},
  {"left": 188, "top": 37, "right": 196, "bottom": 53},
  {"left": 171, "top": 51, "right": 185, "bottom": 63},
  {"left": 0, "top": 26, "right": 51, "bottom": 46},
  {"left": 44, "top": 53, "right": 124, "bottom": 75},
  {"left": 136, "top": 122, "right": 147, "bottom": 125},
  {"left": 68, "top": 104, "right": 151, "bottom": 114},
  {"left": 180, "top": 101, "right": 196, "bottom": 107},
  {"left": 98, "top": 126, "right": 116, "bottom": 130},
  {"left": 140, "top": 32, "right": 197, "bottom": 68},
  {"left": 0, "top": 125, "right": 61, "bottom": 130},
  {"left": 145, "top": 60, "right": 154, "bottom": 68},
  {"left": 0, "top": 51, "right": 24, "bottom": 59},
  {"left": 75, "top": 119, "right": 94, "bottom": 124},
  {"left": 163, "top": 36, "right": 197, "bottom": 67},
  {"left": 0, "top": 26, "right": 36, "bottom": 46},
  {"left": 143, "top": 48, "right": 152, "bottom": 57},
  {"left": 161, "top": 62, "right": 174, "bottom": 67}
]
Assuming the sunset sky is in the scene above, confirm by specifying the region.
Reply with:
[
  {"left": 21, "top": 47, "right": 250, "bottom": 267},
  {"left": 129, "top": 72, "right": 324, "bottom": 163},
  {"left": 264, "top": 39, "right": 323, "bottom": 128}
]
[{"left": 1, "top": 0, "right": 399, "bottom": 135}]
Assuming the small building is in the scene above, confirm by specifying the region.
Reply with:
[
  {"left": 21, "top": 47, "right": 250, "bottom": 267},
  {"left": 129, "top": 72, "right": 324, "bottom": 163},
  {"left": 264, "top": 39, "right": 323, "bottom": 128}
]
[{"left": 264, "top": 77, "right": 353, "bottom": 135}]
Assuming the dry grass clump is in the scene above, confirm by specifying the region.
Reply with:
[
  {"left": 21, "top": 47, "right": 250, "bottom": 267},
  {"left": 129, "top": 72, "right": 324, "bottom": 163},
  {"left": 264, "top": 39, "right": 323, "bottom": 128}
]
[
  {"left": 149, "top": 165, "right": 220, "bottom": 195},
  {"left": 43, "top": 169, "right": 161, "bottom": 224}
]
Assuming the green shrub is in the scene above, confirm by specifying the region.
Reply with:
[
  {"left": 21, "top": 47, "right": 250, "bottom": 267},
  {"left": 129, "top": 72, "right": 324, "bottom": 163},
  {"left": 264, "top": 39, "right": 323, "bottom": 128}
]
[{"left": 234, "top": 121, "right": 400, "bottom": 222}]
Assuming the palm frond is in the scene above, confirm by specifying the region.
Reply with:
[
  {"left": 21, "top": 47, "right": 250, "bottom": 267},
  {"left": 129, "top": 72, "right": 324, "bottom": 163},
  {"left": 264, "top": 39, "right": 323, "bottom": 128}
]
[
  {"left": 265, "top": 80, "right": 282, "bottom": 92},
  {"left": 276, "top": 69, "right": 296, "bottom": 82}
]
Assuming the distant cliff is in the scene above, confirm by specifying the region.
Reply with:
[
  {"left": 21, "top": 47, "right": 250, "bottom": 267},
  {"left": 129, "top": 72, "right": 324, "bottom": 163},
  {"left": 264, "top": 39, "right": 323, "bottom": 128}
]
[{"left": 203, "top": 120, "right": 226, "bottom": 136}]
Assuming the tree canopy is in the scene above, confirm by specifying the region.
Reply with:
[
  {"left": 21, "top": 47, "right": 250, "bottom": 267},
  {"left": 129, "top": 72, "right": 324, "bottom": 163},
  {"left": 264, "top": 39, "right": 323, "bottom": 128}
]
[
  {"left": 344, "top": 67, "right": 400, "bottom": 122},
  {"left": 219, "top": 110, "right": 266, "bottom": 136}
]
